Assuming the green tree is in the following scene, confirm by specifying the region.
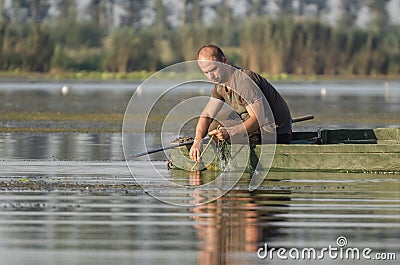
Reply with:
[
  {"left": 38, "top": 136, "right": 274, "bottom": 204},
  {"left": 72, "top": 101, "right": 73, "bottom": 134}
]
[
  {"left": 183, "top": 0, "right": 203, "bottom": 26},
  {"left": 23, "top": 24, "right": 55, "bottom": 71},
  {"left": 246, "top": 0, "right": 268, "bottom": 17},
  {"left": 367, "top": 0, "right": 391, "bottom": 30},
  {"left": 11, "top": 0, "right": 29, "bottom": 25},
  {"left": 275, "top": 0, "right": 294, "bottom": 15},
  {"left": 310, "top": 0, "right": 328, "bottom": 19},
  {"left": 338, "top": 0, "right": 363, "bottom": 28},
  {"left": 56, "top": 0, "right": 77, "bottom": 20},
  {"left": 177, "top": 24, "right": 207, "bottom": 61},
  {"left": 0, "top": 0, "right": 5, "bottom": 14},
  {"left": 9, "top": 0, "right": 51, "bottom": 23},
  {"left": 154, "top": 0, "right": 169, "bottom": 32},
  {"left": 105, "top": 27, "right": 159, "bottom": 72},
  {"left": 119, "top": 0, "right": 146, "bottom": 27},
  {"left": 211, "top": 0, "right": 235, "bottom": 46},
  {"left": 29, "top": 0, "right": 51, "bottom": 23},
  {"left": 0, "top": 4, "right": 7, "bottom": 69},
  {"left": 87, "top": 0, "right": 108, "bottom": 30}
]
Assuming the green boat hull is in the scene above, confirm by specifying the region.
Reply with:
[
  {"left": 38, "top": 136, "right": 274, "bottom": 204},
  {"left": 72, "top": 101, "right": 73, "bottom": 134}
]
[{"left": 169, "top": 128, "right": 400, "bottom": 173}]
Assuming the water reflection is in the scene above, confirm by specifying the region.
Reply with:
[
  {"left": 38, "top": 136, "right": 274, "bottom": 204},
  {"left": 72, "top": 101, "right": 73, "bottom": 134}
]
[
  {"left": 0, "top": 161, "right": 399, "bottom": 264},
  {"left": 0, "top": 133, "right": 124, "bottom": 160},
  {"left": 191, "top": 182, "right": 290, "bottom": 265}
]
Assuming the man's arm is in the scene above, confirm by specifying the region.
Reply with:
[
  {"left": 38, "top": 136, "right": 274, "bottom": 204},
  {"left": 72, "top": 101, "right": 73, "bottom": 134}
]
[
  {"left": 189, "top": 98, "right": 223, "bottom": 161},
  {"left": 209, "top": 99, "right": 264, "bottom": 141}
]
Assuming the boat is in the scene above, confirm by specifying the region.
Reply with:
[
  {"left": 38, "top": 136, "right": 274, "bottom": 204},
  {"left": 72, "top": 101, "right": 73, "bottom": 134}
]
[{"left": 168, "top": 128, "right": 400, "bottom": 173}]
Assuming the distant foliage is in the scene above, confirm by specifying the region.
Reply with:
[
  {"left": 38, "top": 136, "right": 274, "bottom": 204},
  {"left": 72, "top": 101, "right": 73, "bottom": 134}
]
[{"left": 0, "top": 0, "right": 399, "bottom": 76}]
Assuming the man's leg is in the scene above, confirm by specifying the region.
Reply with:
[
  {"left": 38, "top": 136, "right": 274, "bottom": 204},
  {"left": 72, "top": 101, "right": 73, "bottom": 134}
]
[
  {"left": 208, "top": 110, "right": 263, "bottom": 144},
  {"left": 277, "top": 133, "right": 292, "bottom": 144}
]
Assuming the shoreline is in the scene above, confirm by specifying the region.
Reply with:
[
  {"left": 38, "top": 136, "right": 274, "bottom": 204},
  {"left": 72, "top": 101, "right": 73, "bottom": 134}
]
[{"left": 1, "top": 70, "right": 400, "bottom": 82}]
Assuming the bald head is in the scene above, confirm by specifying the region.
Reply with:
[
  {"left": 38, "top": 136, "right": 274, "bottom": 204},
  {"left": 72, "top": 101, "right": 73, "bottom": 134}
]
[{"left": 197, "top": 45, "right": 226, "bottom": 62}]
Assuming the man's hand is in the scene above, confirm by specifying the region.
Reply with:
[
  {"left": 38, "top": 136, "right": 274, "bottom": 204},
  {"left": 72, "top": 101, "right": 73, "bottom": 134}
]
[
  {"left": 208, "top": 127, "right": 230, "bottom": 141},
  {"left": 189, "top": 139, "right": 203, "bottom": 161}
]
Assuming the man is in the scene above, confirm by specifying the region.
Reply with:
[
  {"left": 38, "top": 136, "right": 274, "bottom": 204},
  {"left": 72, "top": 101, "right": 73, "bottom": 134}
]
[{"left": 189, "top": 44, "right": 292, "bottom": 162}]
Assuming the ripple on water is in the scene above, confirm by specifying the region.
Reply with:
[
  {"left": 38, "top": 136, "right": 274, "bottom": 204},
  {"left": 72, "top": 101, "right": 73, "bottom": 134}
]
[{"left": 0, "top": 159, "right": 399, "bottom": 264}]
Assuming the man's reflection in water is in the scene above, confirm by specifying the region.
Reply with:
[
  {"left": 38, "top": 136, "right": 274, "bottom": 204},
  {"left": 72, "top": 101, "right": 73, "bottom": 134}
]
[{"left": 188, "top": 170, "right": 290, "bottom": 265}]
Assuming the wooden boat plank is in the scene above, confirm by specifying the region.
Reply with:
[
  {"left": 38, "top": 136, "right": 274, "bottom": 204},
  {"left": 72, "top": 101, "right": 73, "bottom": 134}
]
[
  {"left": 374, "top": 128, "right": 400, "bottom": 141},
  {"left": 270, "top": 144, "right": 400, "bottom": 154},
  {"left": 271, "top": 153, "right": 400, "bottom": 172}
]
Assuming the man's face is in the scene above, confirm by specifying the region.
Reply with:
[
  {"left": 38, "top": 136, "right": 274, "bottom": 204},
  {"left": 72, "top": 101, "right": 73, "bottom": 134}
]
[{"left": 198, "top": 60, "right": 226, "bottom": 84}]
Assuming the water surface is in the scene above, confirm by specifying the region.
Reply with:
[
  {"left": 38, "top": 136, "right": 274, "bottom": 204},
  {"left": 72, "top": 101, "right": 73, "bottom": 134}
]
[
  {"left": 0, "top": 80, "right": 399, "bottom": 264},
  {"left": 0, "top": 80, "right": 399, "bottom": 131},
  {"left": 0, "top": 133, "right": 399, "bottom": 265}
]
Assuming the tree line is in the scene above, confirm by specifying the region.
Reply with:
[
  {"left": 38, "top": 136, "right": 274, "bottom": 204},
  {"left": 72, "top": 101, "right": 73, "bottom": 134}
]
[{"left": 0, "top": 0, "right": 399, "bottom": 76}]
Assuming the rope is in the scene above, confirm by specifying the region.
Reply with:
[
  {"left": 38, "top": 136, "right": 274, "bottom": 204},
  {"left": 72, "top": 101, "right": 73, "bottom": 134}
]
[
  {"left": 190, "top": 134, "right": 215, "bottom": 171},
  {"left": 190, "top": 125, "right": 221, "bottom": 171}
]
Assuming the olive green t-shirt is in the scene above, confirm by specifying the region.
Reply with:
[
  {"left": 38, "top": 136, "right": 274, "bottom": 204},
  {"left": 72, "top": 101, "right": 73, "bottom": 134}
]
[{"left": 211, "top": 67, "right": 292, "bottom": 135}]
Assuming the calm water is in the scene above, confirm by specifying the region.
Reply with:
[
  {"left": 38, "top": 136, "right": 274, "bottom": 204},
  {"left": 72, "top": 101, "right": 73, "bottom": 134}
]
[
  {"left": 0, "top": 80, "right": 399, "bottom": 264},
  {"left": 0, "top": 80, "right": 399, "bottom": 130}
]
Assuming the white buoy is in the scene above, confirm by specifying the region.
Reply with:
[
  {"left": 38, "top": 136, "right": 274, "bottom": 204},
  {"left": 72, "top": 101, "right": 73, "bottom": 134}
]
[
  {"left": 61, "top": 85, "right": 69, "bottom": 96},
  {"left": 320, "top": 87, "right": 327, "bottom": 98}
]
